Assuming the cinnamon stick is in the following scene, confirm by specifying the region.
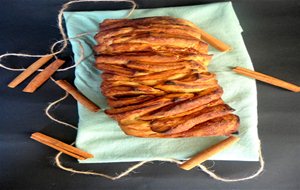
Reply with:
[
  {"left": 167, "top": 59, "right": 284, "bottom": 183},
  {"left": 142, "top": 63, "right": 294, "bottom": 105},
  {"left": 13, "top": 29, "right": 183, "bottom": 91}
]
[
  {"left": 179, "top": 136, "right": 239, "bottom": 170},
  {"left": 8, "top": 55, "right": 53, "bottom": 88},
  {"left": 197, "top": 27, "right": 231, "bottom": 52},
  {"left": 233, "top": 66, "right": 300, "bottom": 92},
  {"left": 23, "top": 59, "right": 65, "bottom": 93},
  {"left": 55, "top": 80, "right": 101, "bottom": 112},
  {"left": 31, "top": 132, "right": 93, "bottom": 160}
]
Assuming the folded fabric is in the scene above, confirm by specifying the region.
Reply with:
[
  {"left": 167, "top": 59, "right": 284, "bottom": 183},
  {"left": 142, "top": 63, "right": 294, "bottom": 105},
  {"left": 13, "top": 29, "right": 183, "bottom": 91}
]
[{"left": 63, "top": 1, "right": 259, "bottom": 163}]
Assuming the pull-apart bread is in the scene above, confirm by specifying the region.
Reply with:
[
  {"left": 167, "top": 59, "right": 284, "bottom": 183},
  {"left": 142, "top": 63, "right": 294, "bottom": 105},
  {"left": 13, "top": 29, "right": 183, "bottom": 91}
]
[{"left": 94, "top": 16, "right": 239, "bottom": 138}]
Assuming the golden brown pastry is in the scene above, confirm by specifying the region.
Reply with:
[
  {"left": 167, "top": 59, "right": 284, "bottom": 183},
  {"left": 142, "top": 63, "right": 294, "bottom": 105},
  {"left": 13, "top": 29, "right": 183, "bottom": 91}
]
[{"left": 94, "top": 16, "right": 239, "bottom": 138}]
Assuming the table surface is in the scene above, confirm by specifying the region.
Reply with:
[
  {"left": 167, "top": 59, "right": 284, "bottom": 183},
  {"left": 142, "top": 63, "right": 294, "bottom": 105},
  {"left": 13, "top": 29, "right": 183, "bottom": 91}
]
[{"left": 1, "top": 0, "right": 300, "bottom": 189}]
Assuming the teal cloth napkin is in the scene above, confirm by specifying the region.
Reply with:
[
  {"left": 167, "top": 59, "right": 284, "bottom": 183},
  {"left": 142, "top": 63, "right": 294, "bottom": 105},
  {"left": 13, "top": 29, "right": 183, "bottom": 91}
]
[{"left": 63, "top": 2, "right": 259, "bottom": 163}]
